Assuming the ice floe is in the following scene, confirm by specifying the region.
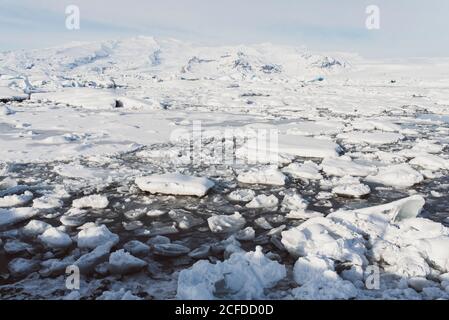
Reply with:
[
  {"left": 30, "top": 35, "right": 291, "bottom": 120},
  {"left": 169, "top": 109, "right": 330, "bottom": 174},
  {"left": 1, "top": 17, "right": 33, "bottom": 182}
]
[
  {"left": 108, "top": 249, "right": 147, "bottom": 275},
  {"left": 135, "top": 173, "right": 214, "bottom": 197},
  {"left": 39, "top": 227, "right": 73, "bottom": 249},
  {"left": 237, "top": 167, "right": 286, "bottom": 186},
  {"left": 409, "top": 154, "right": 449, "bottom": 171},
  {"left": 246, "top": 194, "right": 279, "bottom": 209},
  {"left": 338, "top": 131, "right": 404, "bottom": 145},
  {"left": 0, "top": 207, "right": 37, "bottom": 228},
  {"left": 282, "top": 161, "right": 323, "bottom": 180},
  {"left": 208, "top": 212, "right": 246, "bottom": 233},
  {"left": 0, "top": 191, "right": 33, "bottom": 208},
  {"left": 321, "top": 156, "right": 377, "bottom": 177},
  {"left": 365, "top": 164, "right": 424, "bottom": 188},
  {"left": 177, "top": 246, "right": 286, "bottom": 299},
  {"left": 72, "top": 195, "right": 109, "bottom": 209},
  {"left": 77, "top": 225, "right": 119, "bottom": 249}
]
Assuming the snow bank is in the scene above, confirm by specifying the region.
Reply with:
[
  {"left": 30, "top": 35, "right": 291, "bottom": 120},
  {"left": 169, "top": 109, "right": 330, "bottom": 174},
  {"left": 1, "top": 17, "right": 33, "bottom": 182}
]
[
  {"left": 177, "top": 246, "right": 286, "bottom": 299},
  {"left": 135, "top": 173, "right": 214, "bottom": 197}
]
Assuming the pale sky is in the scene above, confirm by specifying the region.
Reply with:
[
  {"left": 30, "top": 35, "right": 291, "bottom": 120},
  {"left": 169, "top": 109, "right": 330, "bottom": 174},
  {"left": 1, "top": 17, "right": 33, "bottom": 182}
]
[{"left": 0, "top": 0, "right": 448, "bottom": 57}]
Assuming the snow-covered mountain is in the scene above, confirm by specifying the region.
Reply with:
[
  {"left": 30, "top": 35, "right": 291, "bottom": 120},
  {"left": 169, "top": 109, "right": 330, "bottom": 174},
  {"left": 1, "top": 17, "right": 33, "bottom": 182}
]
[{"left": 0, "top": 36, "right": 348, "bottom": 92}]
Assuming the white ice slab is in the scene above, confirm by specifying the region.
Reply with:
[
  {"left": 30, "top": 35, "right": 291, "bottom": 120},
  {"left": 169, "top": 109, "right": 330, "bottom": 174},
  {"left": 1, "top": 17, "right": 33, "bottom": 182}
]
[{"left": 135, "top": 173, "right": 214, "bottom": 197}]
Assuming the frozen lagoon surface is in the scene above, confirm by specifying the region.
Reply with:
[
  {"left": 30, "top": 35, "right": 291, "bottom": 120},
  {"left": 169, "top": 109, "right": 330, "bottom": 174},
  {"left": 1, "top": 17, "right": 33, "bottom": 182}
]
[{"left": 1, "top": 37, "right": 449, "bottom": 300}]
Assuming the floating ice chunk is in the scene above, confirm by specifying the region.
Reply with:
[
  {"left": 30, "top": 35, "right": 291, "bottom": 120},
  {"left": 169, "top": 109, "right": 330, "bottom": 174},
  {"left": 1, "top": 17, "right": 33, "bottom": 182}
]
[
  {"left": 135, "top": 173, "right": 214, "bottom": 197},
  {"left": 255, "top": 217, "right": 273, "bottom": 230},
  {"left": 8, "top": 258, "right": 39, "bottom": 277},
  {"left": 235, "top": 227, "right": 256, "bottom": 241},
  {"left": 0, "top": 207, "right": 37, "bottom": 228},
  {"left": 410, "top": 154, "right": 449, "bottom": 171},
  {"left": 228, "top": 189, "right": 256, "bottom": 202},
  {"left": 146, "top": 235, "right": 171, "bottom": 246},
  {"left": 0, "top": 184, "right": 30, "bottom": 197},
  {"left": 97, "top": 289, "right": 141, "bottom": 300},
  {"left": 281, "top": 193, "right": 308, "bottom": 211},
  {"left": 208, "top": 212, "right": 246, "bottom": 233},
  {"left": 177, "top": 246, "right": 286, "bottom": 300},
  {"left": 332, "top": 183, "right": 370, "bottom": 198},
  {"left": 352, "top": 120, "right": 401, "bottom": 132},
  {"left": 4, "top": 240, "right": 31, "bottom": 254},
  {"left": 282, "top": 161, "right": 323, "bottom": 180},
  {"left": 40, "top": 256, "right": 76, "bottom": 277},
  {"left": 321, "top": 156, "right": 377, "bottom": 177},
  {"left": 286, "top": 210, "right": 324, "bottom": 220},
  {"left": 21, "top": 219, "right": 51, "bottom": 237},
  {"left": 39, "top": 227, "right": 73, "bottom": 249},
  {"left": 286, "top": 120, "right": 345, "bottom": 136},
  {"left": 108, "top": 249, "right": 147, "bottom": 275},
  {"left": 188, "top": 245, "right": 211, "bottom": 259},
  {"left": 153, "top": 243, "right": 191, "bottom": 257},
  {"left": 54, "top": 164, "right": 111, "bottom": 181},
  {"left": 292, "top": 268, "right": 358, "bottom": 300},
  {"left": 33, "top": 196, "right": 63, "bottom": 210},
  {"left": 246, "top": 194, "right": 279, "bottom": 209},
  {"left": 281, "top": 216, "right": 367, "bottom": 265},
  {"left": 74, "top": 241, "right": 116, "bottom": 273},
  {"left": 146, "top": 209, "right": 166, "bottom": 217},
  {"left": 416, "top": 237, "right": 449, "bottom": 273},
  {"left": 0, "top": 191, "right": 33, "bottom": 208},
  {"left": 237, "top": 167, "right": 286, "bottom": 186},
  {"left": 77, "top": 225, "right": 119, "bottom": 249},
  {"left": 123, "top": 240, "right": 150, "bottom": 256},
  {"left": 365, "top": 164, "right": 424, "bottom": 188},
  {"left": 293, "top": 255, "right": 335, "bottom": 285},
  {"left": 337, "top": 131, "right": 404, "bottom": 145},
  {"left": 169, "top": 209, "right": 204, "bottom": 230},
  {"left": 60, "top": 208, "right": 87, "bottom": 227},
  {"left": 249, "top": 135, "right": 342, "bottom": 159},
  {"left": 282, "top": 196, "right": 431, "bottom": 285},
  {"left": 72, "top": 195, "right": 109, "bottom": 209},
  {"left": 411, "top": 140, "right": 444, "bottom": 154}
]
